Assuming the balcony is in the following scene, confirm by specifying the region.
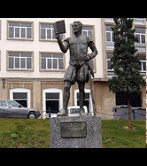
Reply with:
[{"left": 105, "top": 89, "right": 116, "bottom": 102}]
[
  {"left": 104, "top": 18, "right": 114, "bottom": 23},
  {"left": 134, "top": 18, "right": 145, "bottom": 25},
  {"left": 105, "top": 18, "right": 146, "bottom": 25}
]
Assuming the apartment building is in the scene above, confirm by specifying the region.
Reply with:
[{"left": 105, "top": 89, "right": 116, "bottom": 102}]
[
  {"left": 0, "top": 18, "right": 146, "bottom": 119},
  {"left": 101, "top": 18, "right": 146, "bottom": 118}
]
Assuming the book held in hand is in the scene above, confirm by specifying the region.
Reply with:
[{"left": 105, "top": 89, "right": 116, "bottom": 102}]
[{"left": 54, "top": 20, "right": 66, "bottom": 34}]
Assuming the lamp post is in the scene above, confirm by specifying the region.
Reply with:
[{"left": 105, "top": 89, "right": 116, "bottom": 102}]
[{"left": 2, "top": 78, "right": 6, "bottom": 89}]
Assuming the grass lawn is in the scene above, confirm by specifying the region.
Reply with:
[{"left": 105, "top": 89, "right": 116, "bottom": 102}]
[
  {"left": 0, "top": 119, "right": 50, "bottom": 148},
  {"left": 102, "top": 120, "right": 146, "bottom": 148},
  {"left": 0, "top": 119, "right": 146, "bottom": 148}
]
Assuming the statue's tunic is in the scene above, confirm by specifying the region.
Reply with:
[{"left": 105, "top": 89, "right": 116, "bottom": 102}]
[{"left": 63, "top": 34, "right": 93, "bottom": 85}]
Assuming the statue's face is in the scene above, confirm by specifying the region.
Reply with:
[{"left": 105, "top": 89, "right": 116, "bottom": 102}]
[{"left": 72, "top": 22, "right": 82, "bottom": 35}]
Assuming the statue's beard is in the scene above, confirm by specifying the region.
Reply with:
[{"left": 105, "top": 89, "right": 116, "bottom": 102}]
[{"left": 74, "top": 30, "right": 82, "bottom": 36}]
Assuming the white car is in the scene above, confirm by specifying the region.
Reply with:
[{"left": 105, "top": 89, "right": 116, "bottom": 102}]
[
  {"left": 67, "top": 106, "right": 88, "bottom": 117},
  {"left": 46, "top": 106, "right": 89, "bottom": 118}
]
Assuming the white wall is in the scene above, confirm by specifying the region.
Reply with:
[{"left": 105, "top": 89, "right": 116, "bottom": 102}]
[{"left": 0, "top": 18, "right": 104, "bottom": 79}]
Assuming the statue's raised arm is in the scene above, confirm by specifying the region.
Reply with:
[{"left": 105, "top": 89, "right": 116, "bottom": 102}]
[
  {"left": 55, "top": 34, "right": 69, "bottom": 53},
  {"left": 54, "top": 20, "right": 69, "bottom": 53}
]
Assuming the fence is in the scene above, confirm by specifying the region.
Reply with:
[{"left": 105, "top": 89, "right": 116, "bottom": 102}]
[{"left": 96, "top": 105, "right": 146, "bottom": 120}]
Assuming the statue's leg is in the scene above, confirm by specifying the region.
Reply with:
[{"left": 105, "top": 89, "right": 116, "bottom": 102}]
[
  {"left": 78, "top": 82, "right": 87, "bottom": 116},
  {"left": 63, "top": 81, "right": 71, "bottom": 109},
  {"left": 57, "top": 81, "right": 71, "bottom": 116},
  {"left": 57, "top": 63, "right": 76, "bottom": 117},
  {"left": 77, "top": 63, "right": 88, "bottom": 116}
]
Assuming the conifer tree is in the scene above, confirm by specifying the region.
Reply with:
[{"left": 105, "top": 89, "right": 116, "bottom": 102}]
[{"left": 108, "top": 18, "right": 145, "bottom": 129}]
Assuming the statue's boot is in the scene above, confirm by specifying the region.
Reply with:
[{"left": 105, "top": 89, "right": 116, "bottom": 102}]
[
  {"left": 57, "top": 109, "right": 68, "bottom": 117},
  {"left": 80, "top": 108, "right": 87, "bottom": 116}
]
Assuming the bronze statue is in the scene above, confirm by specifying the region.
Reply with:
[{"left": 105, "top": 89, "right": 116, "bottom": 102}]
[{"left": 55, "top": 21, "right": 98, "bottom": 116}]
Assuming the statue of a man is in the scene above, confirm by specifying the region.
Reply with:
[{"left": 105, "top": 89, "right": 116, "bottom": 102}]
[{"left": 55, "top": 21, "right": 98, "bottom": 116}]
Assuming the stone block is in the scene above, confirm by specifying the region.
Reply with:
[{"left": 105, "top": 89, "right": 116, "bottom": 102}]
[{"left": 50, "top": 116, "right": 102, "bottom": 148}]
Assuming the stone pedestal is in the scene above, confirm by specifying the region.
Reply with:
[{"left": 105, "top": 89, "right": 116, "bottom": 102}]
[{"left": 50, "top": 116, "right": 102, "bottom": 148}]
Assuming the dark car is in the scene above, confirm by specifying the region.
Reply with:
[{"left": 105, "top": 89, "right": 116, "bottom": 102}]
[{"left": 0, "top": 100, "right": 41, "bottom": 119}]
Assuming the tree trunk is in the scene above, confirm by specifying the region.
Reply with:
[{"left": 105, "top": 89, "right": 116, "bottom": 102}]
[{"left": 127, "top": 94, "right": 133, "bottom": 129}]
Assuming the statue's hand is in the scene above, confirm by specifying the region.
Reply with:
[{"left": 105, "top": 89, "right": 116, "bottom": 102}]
[
  {"left": 55, "top": 33, "right": 60, "bottom": 40},
  {"left": 85, "top": 55, "right": 91, "bottom": 62}
]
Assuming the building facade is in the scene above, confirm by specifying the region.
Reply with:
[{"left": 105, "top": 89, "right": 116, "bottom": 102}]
[{"left": 0, "top": 18, "right": 146, "bottom": 119}]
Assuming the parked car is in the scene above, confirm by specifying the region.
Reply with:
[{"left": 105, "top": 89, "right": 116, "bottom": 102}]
[
  {"left": 46, "top": 106, "right": 89, "bottom": 118},
  {"left": 0, "top": 100, "right": 41, "bottom": 119},
  {"left": 112, "top": 105, "right": 146, "bottom": 120},
  {"left": 68, "top": 106, "right": 88, "bottom": 117}
]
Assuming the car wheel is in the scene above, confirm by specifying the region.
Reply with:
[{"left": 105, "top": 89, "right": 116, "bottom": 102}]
[{"left": 28, "top": 113, "right": 36, "bottom": 119}]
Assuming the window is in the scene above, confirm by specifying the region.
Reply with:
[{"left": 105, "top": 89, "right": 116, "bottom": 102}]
[
  {"left": 116, "top": 92, "right": 141, "bottom": 107},
  {"left": 13, "top": 93, "right": 28, "bottom": 107},
  {"left": 138, "top": 54, "right": 146, "bottom": 73},
  {"left": 43, "top": 88, "right": 63, "bottom": 119},
  {"left": 82, "top": 26, "right": 93, "bottom": 39},
  {"left": 8, "top": 52, "right": 32, "bottom": 70},
  {"left": 8, "top": 22, "right": 33, "bottom": 40},
  {"left": 41, "top": 53, "right": 64, "bottom": 70},
  {"left": 107, "top": 52, "right": 113, "bottom": 72},
  {"left": 40, "top": 23, "right": 63, "bottom": 40},
  {"left": 0, "top": 100, "right": 7, "bottom": 107},
  {"left": 106, "top": 53, "right": 146, "bottom": 75},
  {"left": 135, "top": 27, "right": 146, "bottom": 44},
  {"left": 7, "top": 100, "right": 21, "bottom": 108},
  {"left": 72, "top": 25, "right": 94, "bottom": 39},
  {"left": 45, "top": 93, "right": 60, "bottom": 114},
  {"left": 105, "top": 25, "right": 114, "bottom": 42},
  {"left": 10, "top": 88, "right": 31, "bottom": 108}
]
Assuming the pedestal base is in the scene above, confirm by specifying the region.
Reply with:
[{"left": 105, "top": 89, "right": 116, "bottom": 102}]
[{"left": 50, "top": 116, "right": 102, "bottom": 148}]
